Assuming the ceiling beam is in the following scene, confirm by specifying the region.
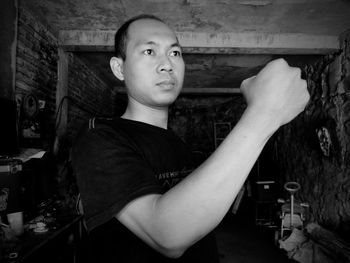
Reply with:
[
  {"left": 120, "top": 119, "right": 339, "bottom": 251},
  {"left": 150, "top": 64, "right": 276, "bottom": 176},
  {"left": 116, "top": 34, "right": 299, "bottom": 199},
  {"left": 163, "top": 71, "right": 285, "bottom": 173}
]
[
  {"left": 181, "top": 87, "right": 241, "bottom": 95},
  {"left": 114, "top": 86, "right": 241, "bottom": 95},
  {"left": 59, "top": 30, "right": 339, "bottom": 54}
]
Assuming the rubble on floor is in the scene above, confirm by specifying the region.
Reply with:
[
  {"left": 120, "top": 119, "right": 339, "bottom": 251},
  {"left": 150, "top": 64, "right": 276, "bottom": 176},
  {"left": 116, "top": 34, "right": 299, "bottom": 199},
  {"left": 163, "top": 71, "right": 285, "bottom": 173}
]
[{"left": 279, "top": 223, "right": 350, "bottom": 263}]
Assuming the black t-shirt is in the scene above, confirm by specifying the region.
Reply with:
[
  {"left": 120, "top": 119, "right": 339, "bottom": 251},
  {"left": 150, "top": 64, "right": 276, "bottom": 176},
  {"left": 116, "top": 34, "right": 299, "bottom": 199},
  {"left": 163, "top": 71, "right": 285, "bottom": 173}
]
[{"left": 72, "top": 117, "right": 219, "bottom": 263}]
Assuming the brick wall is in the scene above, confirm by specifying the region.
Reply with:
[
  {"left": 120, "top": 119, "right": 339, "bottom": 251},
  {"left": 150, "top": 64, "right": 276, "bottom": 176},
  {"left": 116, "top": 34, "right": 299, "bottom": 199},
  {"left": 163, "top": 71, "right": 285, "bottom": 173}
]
[
  {"left": 67, "top": 53, "right": 116, "bottom": 141},
  {"left": 16, "top": 7, "right": 58, "bottom": 148},
  {"left": 15, "top": 6, "right": 117, "bottom": 208},
  {"left": 15, "top": 7, "right": 115, "bottom": 150}
]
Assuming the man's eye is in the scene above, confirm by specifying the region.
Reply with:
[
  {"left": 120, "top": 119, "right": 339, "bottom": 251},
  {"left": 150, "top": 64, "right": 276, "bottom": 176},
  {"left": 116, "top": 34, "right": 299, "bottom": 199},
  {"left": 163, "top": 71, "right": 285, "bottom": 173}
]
[
  {"left": 170, "top": 50, "right": 181, "bottom": 57},
  {"left": 143, "top": 49, "right": 154, "bottom": 55}
]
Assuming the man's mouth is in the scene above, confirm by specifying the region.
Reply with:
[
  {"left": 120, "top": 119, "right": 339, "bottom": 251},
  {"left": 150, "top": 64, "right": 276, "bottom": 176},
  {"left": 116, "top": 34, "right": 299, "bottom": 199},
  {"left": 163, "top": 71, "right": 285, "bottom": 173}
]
[{"left": 157, "top": 80, "right": 176, "bottom": 89}]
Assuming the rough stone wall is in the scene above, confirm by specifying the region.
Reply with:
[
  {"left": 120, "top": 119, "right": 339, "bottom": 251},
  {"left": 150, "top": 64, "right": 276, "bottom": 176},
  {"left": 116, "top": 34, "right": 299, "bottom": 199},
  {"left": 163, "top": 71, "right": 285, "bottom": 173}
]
[{"left": 273, "top": 36, "right": 350, "bottom": 239}]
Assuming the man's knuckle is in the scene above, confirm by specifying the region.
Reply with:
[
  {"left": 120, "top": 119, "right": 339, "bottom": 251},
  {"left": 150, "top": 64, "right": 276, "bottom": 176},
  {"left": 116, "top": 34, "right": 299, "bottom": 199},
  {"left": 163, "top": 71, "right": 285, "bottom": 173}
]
[
  {"left": 294, "top": 67, "right": 301, "bottom": 76},
  {"left": 277, "top": 58, "right": 288, "bottom": 66}
]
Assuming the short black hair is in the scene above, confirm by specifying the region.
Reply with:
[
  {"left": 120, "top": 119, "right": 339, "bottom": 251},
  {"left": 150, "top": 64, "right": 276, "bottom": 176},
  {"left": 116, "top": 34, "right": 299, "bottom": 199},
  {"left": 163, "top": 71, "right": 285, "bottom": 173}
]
[{"left": 114, "top": 14, "right": 164, "bottom": 60}]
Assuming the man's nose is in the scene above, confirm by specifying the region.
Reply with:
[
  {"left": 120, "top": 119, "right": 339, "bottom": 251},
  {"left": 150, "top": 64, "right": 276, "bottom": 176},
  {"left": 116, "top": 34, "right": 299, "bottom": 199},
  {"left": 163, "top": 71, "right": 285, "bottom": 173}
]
[{"left": 157, "top": 55, "right": 173, "bottom": 73}]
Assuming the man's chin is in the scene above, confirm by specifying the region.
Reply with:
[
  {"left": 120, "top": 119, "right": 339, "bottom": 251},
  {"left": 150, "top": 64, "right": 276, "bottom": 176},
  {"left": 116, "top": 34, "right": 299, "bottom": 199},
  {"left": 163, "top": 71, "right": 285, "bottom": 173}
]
[
  {"left": 151, "top": 96, "right": 178, "bottom": 108},
  {"left": 157, "top": 90, "right": 181, "bottom": 103}
]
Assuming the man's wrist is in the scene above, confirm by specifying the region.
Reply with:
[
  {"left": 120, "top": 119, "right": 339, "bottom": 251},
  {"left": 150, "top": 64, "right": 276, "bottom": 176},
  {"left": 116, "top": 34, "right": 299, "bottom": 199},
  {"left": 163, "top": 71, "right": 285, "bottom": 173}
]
[{"left": 242, "top": 106, "right": 280, "bottom": 139}]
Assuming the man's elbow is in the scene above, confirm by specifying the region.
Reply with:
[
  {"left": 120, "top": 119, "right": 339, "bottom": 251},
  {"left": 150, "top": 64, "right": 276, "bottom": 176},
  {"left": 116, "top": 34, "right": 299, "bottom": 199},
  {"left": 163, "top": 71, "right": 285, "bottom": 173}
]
[
  {"left": 152, "top": 226, "right": 199, "bottom": 258},
  {"left": 158, "top": 244, "right": 186, "bottom": 259},
  {"left": 154, "top": 236, "right": 188, "bottom": 258}
]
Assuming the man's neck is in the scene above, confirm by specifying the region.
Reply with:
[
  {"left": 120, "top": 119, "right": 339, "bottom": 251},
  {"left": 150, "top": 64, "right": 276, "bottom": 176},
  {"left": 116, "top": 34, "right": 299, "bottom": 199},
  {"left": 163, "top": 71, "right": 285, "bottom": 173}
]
[{"left": 121, "top": 99, "right": 169, "bottom": 129}]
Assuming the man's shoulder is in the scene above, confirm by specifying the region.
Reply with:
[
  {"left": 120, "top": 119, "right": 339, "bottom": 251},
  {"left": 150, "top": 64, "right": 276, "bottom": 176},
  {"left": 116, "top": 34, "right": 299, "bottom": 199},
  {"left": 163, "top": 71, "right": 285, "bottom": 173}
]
[
  {"left": 71, "top": 117, "right": 131, "bottom": 170},
  {"left": 86, "top": 116, "right": 117, "bottom": 130},
  {"left": 76, "top": 117, "right": 125, "bottom": 138},
  {"left": 72, "top": 117, "right": 125, "bottom": 153}
]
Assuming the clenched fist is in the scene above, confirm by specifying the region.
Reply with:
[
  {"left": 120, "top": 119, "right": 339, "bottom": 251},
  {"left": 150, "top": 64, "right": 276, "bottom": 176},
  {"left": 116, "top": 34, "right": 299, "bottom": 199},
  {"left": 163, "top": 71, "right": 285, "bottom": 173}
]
[{"left": 240, "top": 58, "right": 309, "bottom": 127}]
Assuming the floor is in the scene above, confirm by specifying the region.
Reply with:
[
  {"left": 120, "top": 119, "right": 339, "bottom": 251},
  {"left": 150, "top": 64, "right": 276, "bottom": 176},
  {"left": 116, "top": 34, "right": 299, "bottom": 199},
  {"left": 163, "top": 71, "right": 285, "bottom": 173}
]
[{"left": 214, "top": 199, "right": 297, "bottom": 263}]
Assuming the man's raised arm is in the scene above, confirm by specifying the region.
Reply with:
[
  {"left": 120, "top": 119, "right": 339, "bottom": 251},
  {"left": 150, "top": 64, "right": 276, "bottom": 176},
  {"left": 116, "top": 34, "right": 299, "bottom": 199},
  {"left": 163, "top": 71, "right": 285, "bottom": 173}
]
[{"left": 116, "top": 58, "right": 310, "bottom": 258}]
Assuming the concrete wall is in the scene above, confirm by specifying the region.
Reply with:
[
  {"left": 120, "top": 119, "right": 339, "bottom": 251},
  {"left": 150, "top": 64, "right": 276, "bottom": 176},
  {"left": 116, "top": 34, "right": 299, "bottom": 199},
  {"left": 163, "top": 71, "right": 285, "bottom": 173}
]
[{"left": 273, "top": 34, "right": 350, "bottom": 239}]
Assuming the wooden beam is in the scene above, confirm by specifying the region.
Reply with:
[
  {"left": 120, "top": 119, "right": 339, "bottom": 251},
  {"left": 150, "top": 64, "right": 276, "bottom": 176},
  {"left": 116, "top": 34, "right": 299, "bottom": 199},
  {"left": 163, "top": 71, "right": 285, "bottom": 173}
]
[
  {"left": 59, "top": 30, "right": 339, "bottom": 54},
  {"left": 180, "top": 88, "right": 241, "bottom": 94},
  {"left": 0, "top": 0, "right": 18, "bottom": 100},
  {"left": 114, "top": 86, "right": 241, "bottom": 95},
  {"left": 59, "top": 30, "right": 115, "bottom": 52},
  {"left": 177, "top": 32, "right": 339, "bottom": 53},
  {"left": 55, "top": 48, "right": 69, "bottom": 141}
]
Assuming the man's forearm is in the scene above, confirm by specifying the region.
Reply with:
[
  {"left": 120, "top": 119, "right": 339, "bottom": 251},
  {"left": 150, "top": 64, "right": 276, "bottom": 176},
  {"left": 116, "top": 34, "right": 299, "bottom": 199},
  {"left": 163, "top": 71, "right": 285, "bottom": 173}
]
[{"left": 151, "top": 106, "right": 279, "bottom": 250}]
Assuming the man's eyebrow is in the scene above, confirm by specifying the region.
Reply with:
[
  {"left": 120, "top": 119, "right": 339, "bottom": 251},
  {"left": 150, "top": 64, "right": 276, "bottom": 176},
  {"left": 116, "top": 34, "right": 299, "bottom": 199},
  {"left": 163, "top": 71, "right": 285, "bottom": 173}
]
[
  {"left": 171, "top": 42, "right": 182, "bottom": 49},
  {"left": 142, "top": 41, "right": 157, "bottom": 46}
]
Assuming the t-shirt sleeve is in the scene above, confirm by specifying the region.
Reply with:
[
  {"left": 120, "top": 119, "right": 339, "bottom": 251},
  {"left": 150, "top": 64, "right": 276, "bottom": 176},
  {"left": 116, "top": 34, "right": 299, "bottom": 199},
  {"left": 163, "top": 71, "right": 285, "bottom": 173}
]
[{"left": 71, "top": 122, "right": 163, "bottom": 231}]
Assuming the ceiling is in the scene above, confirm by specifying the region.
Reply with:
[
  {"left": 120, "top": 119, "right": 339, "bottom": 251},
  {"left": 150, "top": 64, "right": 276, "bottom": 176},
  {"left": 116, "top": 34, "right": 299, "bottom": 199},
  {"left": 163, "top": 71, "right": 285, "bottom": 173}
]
[{"left": 22, "top": 0, "right": 350, "bottom": 93}]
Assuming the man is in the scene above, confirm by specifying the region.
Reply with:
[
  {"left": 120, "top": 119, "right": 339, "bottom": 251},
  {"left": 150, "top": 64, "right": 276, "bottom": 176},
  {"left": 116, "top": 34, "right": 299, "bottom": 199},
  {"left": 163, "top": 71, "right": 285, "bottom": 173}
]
[{"left": 72, "top": 14, "right": 309, "bottom": 262}]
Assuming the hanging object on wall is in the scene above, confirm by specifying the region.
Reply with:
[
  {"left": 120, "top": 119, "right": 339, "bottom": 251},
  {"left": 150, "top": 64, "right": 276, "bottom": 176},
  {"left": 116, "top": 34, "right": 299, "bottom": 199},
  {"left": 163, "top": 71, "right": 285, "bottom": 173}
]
[
  {"left": 315, "top": 126, "right": 332, "bottom": 157},
  {"left": 22, "top": 94, "right": 39, "bottom": 119},
  {"left": 21, "top": 94, "right": 40, "bottom": 140},
  {"left": 20, "top": 94, "right": 46, "bottom": 148}
]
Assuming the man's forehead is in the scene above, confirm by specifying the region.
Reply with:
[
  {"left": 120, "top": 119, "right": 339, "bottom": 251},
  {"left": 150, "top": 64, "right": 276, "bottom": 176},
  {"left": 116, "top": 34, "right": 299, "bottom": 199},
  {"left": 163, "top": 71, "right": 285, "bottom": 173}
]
[{"left": 127, "top": 19, "right": 179, "bottom": 45}]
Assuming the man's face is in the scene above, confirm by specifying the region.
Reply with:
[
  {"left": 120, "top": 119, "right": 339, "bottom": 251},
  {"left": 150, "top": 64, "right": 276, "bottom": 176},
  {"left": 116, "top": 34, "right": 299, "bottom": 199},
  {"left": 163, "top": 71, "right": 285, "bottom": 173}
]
[{"left": 121, "top": 19, "right": 185, "bottom": 109}]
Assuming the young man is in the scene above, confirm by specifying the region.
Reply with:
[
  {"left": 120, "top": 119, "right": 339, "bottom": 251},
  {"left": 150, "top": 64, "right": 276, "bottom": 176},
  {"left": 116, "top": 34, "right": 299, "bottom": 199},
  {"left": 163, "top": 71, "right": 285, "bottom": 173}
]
[{"left": 72, "top": 14, "right": 309, "bottom": 262}]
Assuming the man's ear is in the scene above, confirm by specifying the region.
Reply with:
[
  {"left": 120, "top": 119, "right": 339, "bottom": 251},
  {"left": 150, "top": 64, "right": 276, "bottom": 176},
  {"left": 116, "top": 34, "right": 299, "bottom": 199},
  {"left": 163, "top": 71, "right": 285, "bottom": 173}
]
[{"left": 110, "top": 57, "right": 125, "bottom": 81}]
